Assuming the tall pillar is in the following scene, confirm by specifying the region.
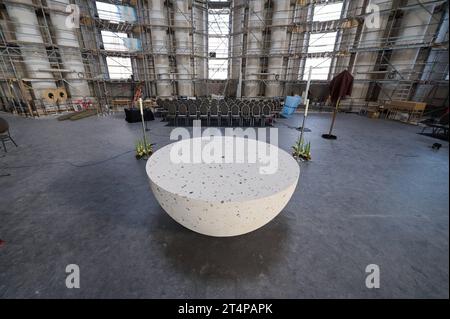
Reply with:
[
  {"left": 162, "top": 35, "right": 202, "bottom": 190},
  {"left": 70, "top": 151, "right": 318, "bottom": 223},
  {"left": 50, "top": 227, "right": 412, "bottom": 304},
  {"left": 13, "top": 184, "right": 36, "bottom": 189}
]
[
  {"left": 48, "top": 0, "right": 91, "bottom": 98},
  {"left": 148, "top": 0, "right": 173, "bottom": 97},
  {"left": 173, "top": 0, "right": 193, "bottom": 96},
  {"left": 244, "top": 0, "right": 265, "bottom": 97},
  {"left": 266, "top": 0, "right": 290, "bottom": 97},
  {"left": 5, "top": 0, "right": 56, "bottom": 102}
]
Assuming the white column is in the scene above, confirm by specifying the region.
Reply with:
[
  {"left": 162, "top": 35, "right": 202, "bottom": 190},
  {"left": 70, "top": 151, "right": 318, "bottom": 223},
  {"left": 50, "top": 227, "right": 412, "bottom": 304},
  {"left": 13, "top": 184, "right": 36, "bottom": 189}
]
[
  {"left": 5, "top": 0, "right": 56, "bottom": 101},
  {"left": 149, "top": 0, "right": 173, "bottom": 97},
  {"left": 173, "top": 0, "right": 192, "bottom": 97},
  {"left": 48, "top": 0, "right": 91, "bottom": 98},
  {"left": 266, "top": 0, "right": 290, "bottom": 97}
]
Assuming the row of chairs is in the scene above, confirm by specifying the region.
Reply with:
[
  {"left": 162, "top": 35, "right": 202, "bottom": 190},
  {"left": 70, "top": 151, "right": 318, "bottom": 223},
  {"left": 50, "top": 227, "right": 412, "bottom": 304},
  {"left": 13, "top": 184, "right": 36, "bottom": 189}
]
[{"left": 155, "top": 98, "right": 279, "bottom": 126}]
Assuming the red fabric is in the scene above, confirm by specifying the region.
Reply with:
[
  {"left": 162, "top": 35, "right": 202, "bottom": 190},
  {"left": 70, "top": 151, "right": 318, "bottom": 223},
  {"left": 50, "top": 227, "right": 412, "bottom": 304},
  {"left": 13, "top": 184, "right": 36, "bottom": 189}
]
[{"left": 329, "top": 70, "right": 354, "bottom": 105}]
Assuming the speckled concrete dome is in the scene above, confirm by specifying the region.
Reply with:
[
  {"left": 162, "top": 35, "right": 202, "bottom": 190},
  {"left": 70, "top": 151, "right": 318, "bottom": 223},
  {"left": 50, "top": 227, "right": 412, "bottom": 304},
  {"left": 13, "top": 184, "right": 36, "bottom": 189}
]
[{"left": 146, "top": 136, "right": 300, "bottom": 237}]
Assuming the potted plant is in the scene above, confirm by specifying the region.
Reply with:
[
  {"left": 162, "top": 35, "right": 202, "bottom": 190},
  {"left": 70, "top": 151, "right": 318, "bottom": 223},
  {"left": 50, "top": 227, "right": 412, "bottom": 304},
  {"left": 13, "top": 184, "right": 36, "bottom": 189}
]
[
  {"left": 292, "top": 138, "right": 311, "bottom": 161},
  {"left": 135, "top": 139, "right": 154, "bottom": 160}
]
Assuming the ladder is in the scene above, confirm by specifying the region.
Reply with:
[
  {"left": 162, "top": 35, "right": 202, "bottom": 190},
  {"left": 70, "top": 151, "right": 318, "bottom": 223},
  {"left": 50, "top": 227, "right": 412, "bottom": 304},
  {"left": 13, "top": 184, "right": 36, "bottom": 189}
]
[{"left": 391, "top": 81, "right": 413, "bottom": 101}]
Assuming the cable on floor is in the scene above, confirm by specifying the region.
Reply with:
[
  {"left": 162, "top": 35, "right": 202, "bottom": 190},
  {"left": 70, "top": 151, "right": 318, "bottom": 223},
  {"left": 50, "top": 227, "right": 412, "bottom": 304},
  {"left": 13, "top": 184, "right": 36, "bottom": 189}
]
[{"left": 1, "top": 149, "right": 134, "bottom": 170}]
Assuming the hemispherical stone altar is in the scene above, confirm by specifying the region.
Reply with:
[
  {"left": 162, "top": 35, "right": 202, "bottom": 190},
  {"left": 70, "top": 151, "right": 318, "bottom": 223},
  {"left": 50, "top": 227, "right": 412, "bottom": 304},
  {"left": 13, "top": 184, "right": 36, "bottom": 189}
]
[{"left": 146, "top": 136, "right": 300, "bottom": 237}]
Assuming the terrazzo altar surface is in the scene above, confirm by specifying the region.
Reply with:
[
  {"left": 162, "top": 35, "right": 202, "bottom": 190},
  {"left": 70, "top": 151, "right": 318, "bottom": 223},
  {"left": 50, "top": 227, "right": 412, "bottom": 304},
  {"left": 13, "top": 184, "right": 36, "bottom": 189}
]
[
  {"left": 146, "top": 136, "right": 300, "bottom": 236},
  {"left": 146, "top": 137, "right": 299, "bottom": 201}
]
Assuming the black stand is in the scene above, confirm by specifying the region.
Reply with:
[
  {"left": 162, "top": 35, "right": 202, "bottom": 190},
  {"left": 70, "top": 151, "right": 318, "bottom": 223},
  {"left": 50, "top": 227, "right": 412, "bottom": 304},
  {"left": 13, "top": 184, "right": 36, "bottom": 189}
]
[
  {"left": 322, "top": 134, "right": 337, "bottom": 140},
  {"left": 322, "top": 97, "right": 340, "bottom": 140}
]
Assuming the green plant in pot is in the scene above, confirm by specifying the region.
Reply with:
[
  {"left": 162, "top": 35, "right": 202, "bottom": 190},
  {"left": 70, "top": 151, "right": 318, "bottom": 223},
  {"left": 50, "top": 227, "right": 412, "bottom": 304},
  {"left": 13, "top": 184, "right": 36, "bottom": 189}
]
[
  {"left": 292, "top": 138, "right": 311, "bottom": 161},
  {"left": 135, "top": 139, "right": 153, "bottom": 160}
]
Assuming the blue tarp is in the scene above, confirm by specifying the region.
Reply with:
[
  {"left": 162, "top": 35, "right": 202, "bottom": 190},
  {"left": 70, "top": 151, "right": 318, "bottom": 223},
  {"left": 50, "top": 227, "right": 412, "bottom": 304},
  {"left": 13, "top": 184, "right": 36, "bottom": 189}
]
[
  {"left": 122, "top": 38, "right": 142, "bottom": 52},
  {"left": 118, "top": 5, "right": 137, "bottom": 22},
  {"left": 280, "top": 96, "right": 302, "bottom": 118}
]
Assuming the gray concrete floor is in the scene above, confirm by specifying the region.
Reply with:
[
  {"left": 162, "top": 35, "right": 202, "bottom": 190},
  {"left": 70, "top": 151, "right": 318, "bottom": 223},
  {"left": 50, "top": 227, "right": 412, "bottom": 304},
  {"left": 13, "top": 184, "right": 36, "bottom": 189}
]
[{"left": 0, "top": 111, "right": 448, "bottom": 298}]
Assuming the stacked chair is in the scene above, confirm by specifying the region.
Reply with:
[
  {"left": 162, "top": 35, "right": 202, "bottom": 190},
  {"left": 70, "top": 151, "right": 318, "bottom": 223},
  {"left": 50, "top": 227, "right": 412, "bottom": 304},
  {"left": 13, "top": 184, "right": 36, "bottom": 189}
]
[
  {"left": 155, "top": 98, "right": 278, "bottom": 127},
  {"left": 0, "top": 117, "right": 18, "bottom": 152}
]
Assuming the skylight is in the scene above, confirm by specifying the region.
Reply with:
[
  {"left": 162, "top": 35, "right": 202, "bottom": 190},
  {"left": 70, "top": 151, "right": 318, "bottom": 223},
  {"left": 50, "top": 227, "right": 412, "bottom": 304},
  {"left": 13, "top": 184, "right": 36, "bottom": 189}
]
[{"left": 313, "top": 2, "right": 343, "bottom": 22}]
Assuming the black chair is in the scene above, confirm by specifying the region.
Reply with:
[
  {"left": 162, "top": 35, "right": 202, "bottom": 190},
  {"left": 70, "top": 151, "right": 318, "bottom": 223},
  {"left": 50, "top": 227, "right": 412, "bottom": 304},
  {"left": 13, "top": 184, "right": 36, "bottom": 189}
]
[
  {"left": 166, "top": 102, "right": 177, "bottom": 125},
  {"left": 188, "top": 102, "right": 198, "bottom": 125},
  {"left": 230, "top": 104, "right": 240, "bottom": 126},
  {"left": 156, "top": 99, "right": 169, "bottom": 120},
  {"left": 261, "top": 103, "right": 273, "bottom": 127},
  {"left": 219, "top": 100, "right": 230, "bottom": 126},
  {"left": 271, "top": 99, "right": 281, "bottom": 115},
  {"left": 421, "top": 112, "right": 449, "bottom": 138},
  {"left": 252, "top": 104, "right": 262, "bottom": 126},
  {"left": 241, "top": 104, "right": 251, "bottom": 127},
  {"left": 178, "top": 101, "right": 188, "bottom": 126},
  {"left": 209, "top": 102, "right": 219, "bottom": 126},
  {"left": 0, "top": 117, "right": 18, "bottom": 152},
  {"left": 198, "top": 103, "right": 209, "bottom": 125}
]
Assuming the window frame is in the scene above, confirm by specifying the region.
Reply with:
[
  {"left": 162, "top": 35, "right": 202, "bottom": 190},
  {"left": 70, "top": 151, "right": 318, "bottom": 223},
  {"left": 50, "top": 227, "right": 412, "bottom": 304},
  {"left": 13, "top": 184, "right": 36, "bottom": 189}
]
[{"left": 207, "top": 8, "right": 231, "bottom": 80}]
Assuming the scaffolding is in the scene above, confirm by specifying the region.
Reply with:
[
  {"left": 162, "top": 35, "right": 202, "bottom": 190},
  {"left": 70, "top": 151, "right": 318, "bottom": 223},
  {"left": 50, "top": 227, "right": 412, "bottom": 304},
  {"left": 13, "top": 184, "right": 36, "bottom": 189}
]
[{"left": 0, "top": 0, "right": 448, "bottom": 116}]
